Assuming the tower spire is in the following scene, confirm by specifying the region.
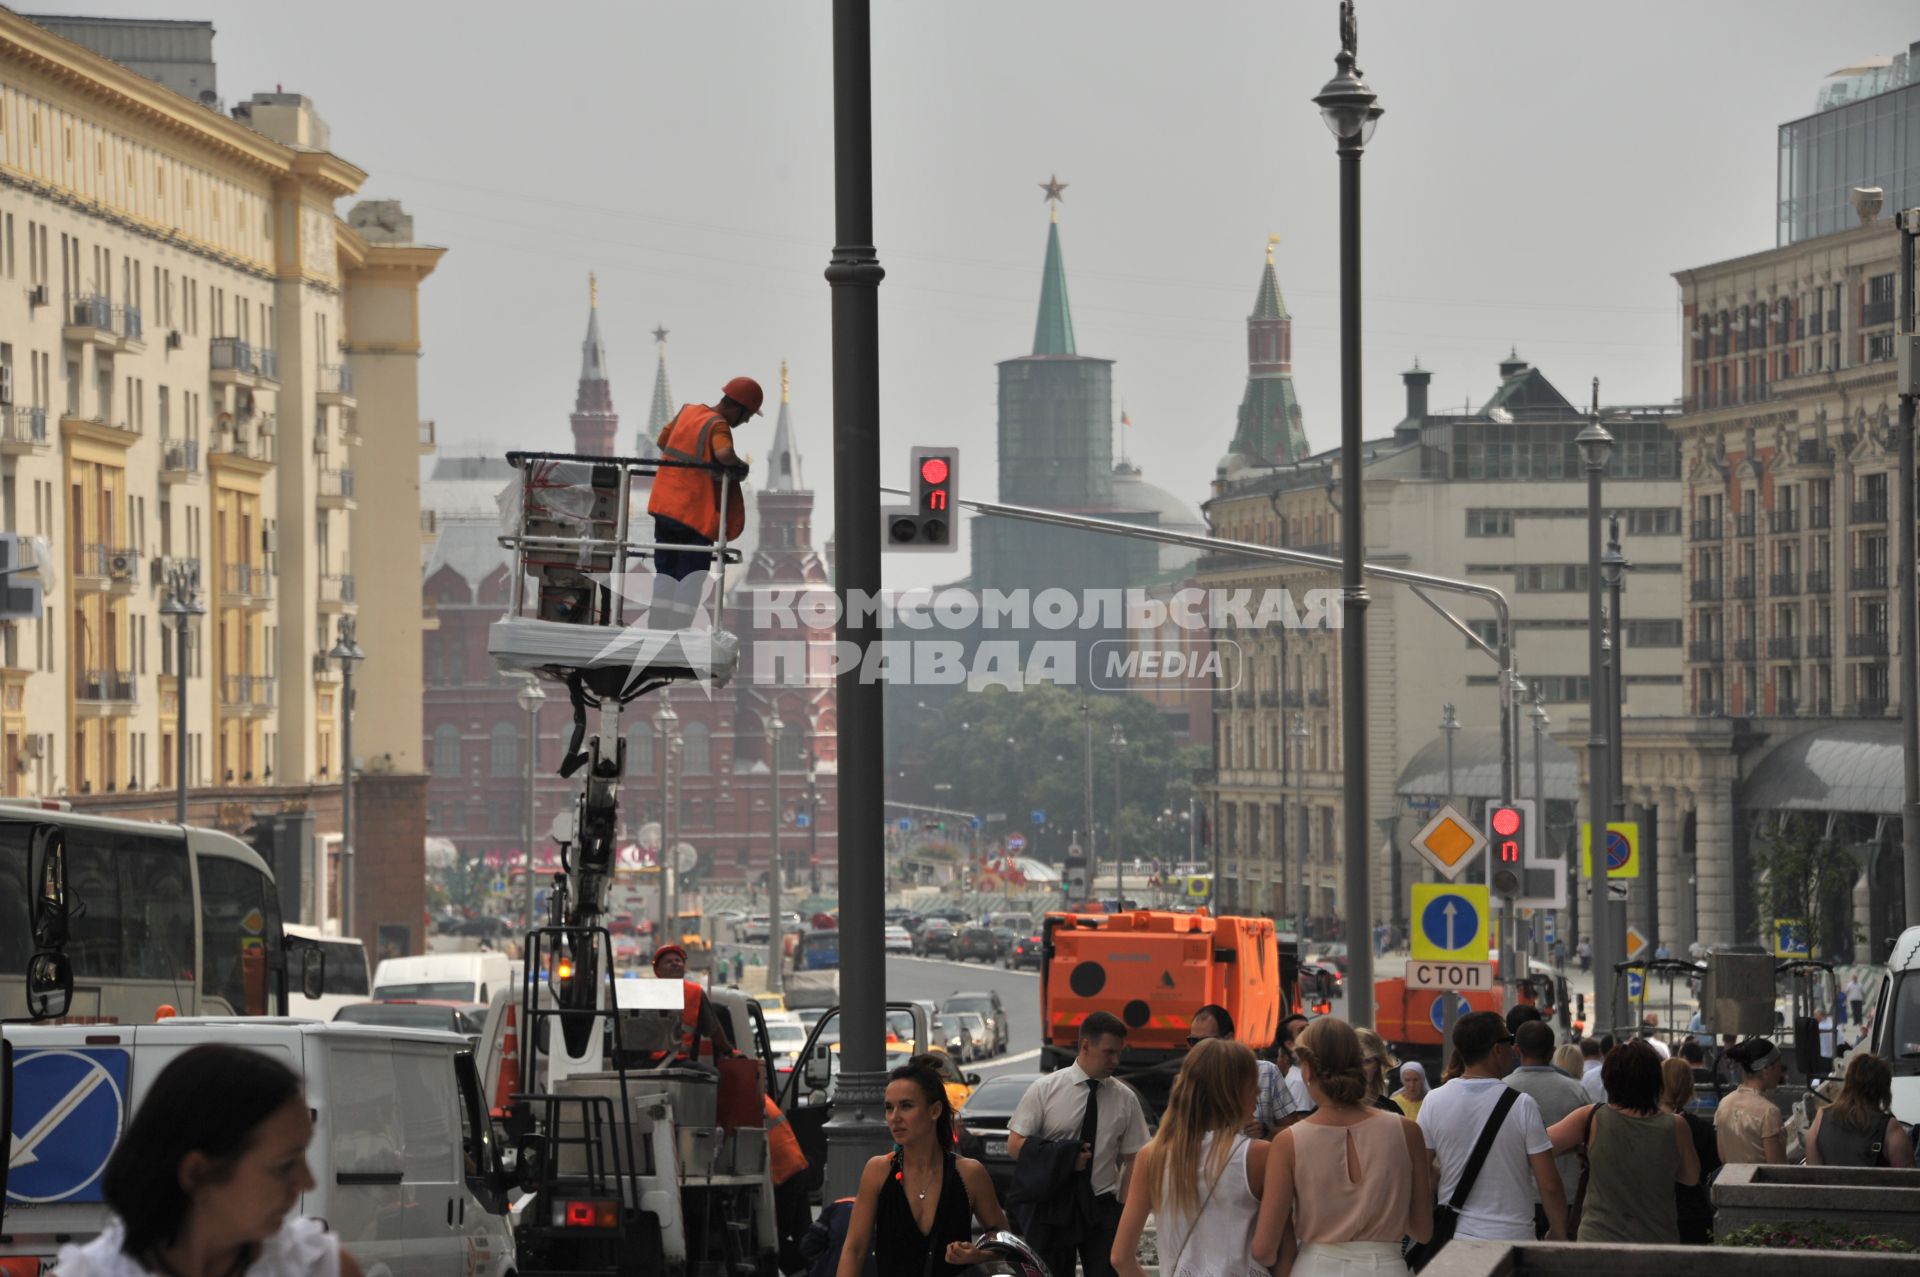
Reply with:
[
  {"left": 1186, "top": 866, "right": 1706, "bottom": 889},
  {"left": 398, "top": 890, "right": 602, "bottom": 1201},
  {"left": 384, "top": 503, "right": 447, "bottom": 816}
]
[
  {"left": 570, "top": 274, "right": 618, "bottom": 456},
  {"left": 636, "top": 323, "right": 671, "bottom": 459},
  {"left": 1031, "top": 181, "right": 1077, "bottom": 356},
  {"left": 765, "top": 359, "right": 804, "bottom": 491},
  {"left": 1226, "top": 237, "right": 1307, "bottom": 465}
]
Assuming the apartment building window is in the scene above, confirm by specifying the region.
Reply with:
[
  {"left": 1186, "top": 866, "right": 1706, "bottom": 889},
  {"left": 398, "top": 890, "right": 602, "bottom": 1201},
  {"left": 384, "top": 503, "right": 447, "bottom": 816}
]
[
  {"left": 1865, "top": 273, "right": 1895, "bottom": 326},
  {"left": 681, "top": 722, "right": 712, "bottom": 774},
  {"left": 1868, "top": 332, "right": 1895, "bottom": 363},
  {"left": 1516, "top": 564, "right": 1589, "bottom": 592},
  {"left": 1622, "top": 620, "right": 1682, "bottom": 647},
  {"left": 1465, "top": 509, "right": 1513, "bottom": 537},
  {"left": 431, "top": 724, "right": 461, "bottom": 776},
  {"left": 1623, "top": 508, "right": 1681, "bottom": 536}
]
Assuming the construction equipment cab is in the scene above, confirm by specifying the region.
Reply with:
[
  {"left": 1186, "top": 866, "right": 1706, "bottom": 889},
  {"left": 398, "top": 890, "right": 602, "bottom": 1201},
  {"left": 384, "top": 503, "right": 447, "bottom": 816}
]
[
  {"left": 1040, "top": 910, "right": 1286, "bottom": 1116},
  {"left": 0, "top": 1019, "right": 516, "bottom": 1277}
]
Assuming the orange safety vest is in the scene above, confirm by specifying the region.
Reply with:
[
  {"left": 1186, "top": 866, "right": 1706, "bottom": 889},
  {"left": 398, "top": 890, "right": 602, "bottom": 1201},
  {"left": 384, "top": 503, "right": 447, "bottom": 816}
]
[
  {"left": 765, "top": 1094, "right": 807, "bottom": 1185},
  {"left": 648, "top": 403, "right": 745, "bottom": 542}
]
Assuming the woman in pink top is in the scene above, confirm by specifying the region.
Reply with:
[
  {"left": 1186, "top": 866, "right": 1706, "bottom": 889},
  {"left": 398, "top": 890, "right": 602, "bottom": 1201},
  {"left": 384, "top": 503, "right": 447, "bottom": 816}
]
[{"left": 1254, "top": 1018, "right": 1432, "bottom": 1277}]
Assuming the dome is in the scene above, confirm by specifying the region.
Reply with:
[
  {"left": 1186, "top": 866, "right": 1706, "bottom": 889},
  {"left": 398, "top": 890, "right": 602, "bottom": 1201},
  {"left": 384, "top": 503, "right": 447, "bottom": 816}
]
[{"left": 1111, "top": 463, "right": 1206, "bottom": 573}]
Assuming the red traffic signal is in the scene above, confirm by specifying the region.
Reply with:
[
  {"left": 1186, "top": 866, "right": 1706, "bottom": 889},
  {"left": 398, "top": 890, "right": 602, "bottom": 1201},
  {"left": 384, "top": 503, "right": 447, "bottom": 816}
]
[
  {"left": 1489, "top": 803, "right": 1523, "bottom": 863},
  {"left": 885, "top": 446, "right": 960, "bottom": 552}
]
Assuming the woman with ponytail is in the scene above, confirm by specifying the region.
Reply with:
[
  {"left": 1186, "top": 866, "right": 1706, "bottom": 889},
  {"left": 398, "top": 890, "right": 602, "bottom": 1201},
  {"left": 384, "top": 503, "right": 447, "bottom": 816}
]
[
  {"left": 1112, "top": 1038, "right": 1268, "bottom": 1277},
  {"left": 836, "top": 1056, "right": 1005, "bottom": 1277},
  {"left": 1254, "top": 1018, "right": 1432, "bottom": 1277}
]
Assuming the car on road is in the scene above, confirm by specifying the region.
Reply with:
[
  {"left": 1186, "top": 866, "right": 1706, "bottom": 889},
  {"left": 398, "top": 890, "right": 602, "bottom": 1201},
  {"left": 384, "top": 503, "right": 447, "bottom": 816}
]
[
  {"left": 955, "top": 927, "right": 1001, "bottom": 963},
  {"left": 957, "top": 1072, "right": 1044, "bottom": 1200},
  {"left": 884, "top": 924, "right": 914, "bottom": 954},
  {"left": 940, "top": 990, "right": 1009, "bottom": 1056},
  {"left": 1008, "top": 933, "right": 1044, "bottom": 970},
  {"left": 989, "top": 927, "right": 1020, "bottom": 961},
  {"left": 952, "top": 1012, "right": 991, "bottom": 1063},
  {"left": 916, "top": 918, "right": 957, "bottom": 957},
  {"left": 764, "top": 1017, "right": 810, "bottom": 1075},
  {"left": 333, "top": 999, "right": 487, "bottom": 1049},
  {"left": 932, "top": 1014, "right": 975, "bottom": 1061}
]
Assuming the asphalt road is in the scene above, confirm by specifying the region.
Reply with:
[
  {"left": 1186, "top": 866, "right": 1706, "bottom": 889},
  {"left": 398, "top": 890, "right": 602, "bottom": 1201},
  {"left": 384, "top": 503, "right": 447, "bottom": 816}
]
[{"left": 884, "top": 952, "right": 1045, "bottom": 1079}]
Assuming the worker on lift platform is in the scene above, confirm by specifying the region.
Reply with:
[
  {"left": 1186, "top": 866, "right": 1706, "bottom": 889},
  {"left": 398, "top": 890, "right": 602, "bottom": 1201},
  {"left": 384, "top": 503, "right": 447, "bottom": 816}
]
[
  {"left": 652, "top": 943, "right": 738, "bottom": 1061},
  {"left": 649, "top": 376, "right": 761, "bottom": 627}
]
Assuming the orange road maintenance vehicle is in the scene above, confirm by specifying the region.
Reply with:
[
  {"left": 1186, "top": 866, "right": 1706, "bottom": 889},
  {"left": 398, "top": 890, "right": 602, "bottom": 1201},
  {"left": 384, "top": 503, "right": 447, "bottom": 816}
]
[
  {"left": 1040, "top": 909, "right": 1300, "bottom": 1118},
  {"left": 1376, "top": 959, "right": 1566, "bottom": 1072}
]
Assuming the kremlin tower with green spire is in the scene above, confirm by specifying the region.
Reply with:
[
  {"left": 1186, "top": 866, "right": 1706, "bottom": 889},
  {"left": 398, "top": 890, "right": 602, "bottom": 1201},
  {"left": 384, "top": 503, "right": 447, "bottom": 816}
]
[{"left": 1223, "top": 236, "right": 1309, "bottom": 467}]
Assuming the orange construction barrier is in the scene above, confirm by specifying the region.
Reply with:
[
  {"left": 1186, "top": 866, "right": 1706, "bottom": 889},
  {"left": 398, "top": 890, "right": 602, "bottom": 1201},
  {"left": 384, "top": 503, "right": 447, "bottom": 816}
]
[{"left": 491, "top": 1001, "right": 521, "bottom": 1117}]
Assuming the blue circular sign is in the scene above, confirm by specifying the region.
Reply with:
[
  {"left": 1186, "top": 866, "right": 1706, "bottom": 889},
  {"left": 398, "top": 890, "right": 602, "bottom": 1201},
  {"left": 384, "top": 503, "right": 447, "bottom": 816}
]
[
  {"left": 6, "top": 1048, "right": 128, "bottom": 1204},
  {"left": 1429, "top": 994, "right": 1473, "bottom": 1032},
  {"left": 1605, "top": 830, "right": 1631, "bottom": 871},
  {"left": 1420, "top": 893, "right": 1481, "bottom": 955},
  {"left": 1626, "top": 972, "right": 1645, "bottom": 1000}
]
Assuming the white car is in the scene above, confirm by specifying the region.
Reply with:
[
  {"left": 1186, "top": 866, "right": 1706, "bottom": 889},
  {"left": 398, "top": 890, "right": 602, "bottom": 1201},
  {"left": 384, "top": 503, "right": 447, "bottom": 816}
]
[
  {"left": 884, "top": 924, "right": 914, "bottom": 954},
  {"left": 765, "top": 1018, "right": 809, "bottom": 1072}
]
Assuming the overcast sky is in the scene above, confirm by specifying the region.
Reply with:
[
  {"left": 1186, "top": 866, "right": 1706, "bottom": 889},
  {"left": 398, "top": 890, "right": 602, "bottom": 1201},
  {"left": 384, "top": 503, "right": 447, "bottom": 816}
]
[{"left": 42, "top": 1, "right": 1920, "bottom": 585}]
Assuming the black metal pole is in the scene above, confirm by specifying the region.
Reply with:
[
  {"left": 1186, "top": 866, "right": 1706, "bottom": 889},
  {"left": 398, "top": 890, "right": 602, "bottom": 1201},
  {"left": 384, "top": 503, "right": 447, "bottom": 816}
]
[
  {"left": 1897, "top": 212, "right": 1919, "bottom": 931},
  {"left": 175, "top": 610, "right": 189, "bottom": 823},
  {"left": 1582, "top": 393, "right": 1616, "bottom": 1038},
  {"left": 341, "top": 656, "right": 355, "bottom": 939},
  {"left": 823, "top": 0, "right": 888, "bottom": 1203}
]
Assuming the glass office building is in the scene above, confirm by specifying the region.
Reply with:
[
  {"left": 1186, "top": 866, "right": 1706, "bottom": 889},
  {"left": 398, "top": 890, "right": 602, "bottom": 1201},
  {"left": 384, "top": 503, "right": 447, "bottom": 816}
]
[{"left": 1777, "top": 43, "right": 1920, "bottom": 246}]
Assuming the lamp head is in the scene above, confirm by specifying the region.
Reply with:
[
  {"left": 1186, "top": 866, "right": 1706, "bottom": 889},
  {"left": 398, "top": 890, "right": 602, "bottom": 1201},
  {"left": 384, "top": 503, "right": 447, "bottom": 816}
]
[
  {"left": 1575, "top": 421, "right": 1615, "bottom": 471},
  {"left": 1314, "top": 54, "right": 1382, "bottom": 147},
  {"left": 516, "top": 676, "right": 547, "bottom": 715}
]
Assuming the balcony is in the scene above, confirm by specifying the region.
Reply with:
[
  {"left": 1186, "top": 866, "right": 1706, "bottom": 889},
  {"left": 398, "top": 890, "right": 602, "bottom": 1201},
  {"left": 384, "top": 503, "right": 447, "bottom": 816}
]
[
  {"left": 209, "top": 338, "right": 279, "bottom": 387},
  {"left": 315, "top": 364, "right": 356, "bottom": 407},
  {"left": 1775, "top": 694, "right": 1798, "bottom": 717},
  {"left": 1282, "top": 689, "right": 1304, "bottom": 708},
  {"left": 1732, "top": 576, "right": 1756, "bottom": 599},
  {"left": 1863, "top": 299, "right": 1895, "bottom": 327},
  {"left": 318, "top": 573, "right": 357, "bottom": 611},
  {"left": 1688, "top": 639, "right": 1724, "bottom": 662},
  {"left": 1308, "top": 689, "right": 1330, "bottom": 708},
  {"left": 312, "top": 651, "right": 341, "bottom": 682},
  {"left": 1732, "top": 638, "right": 1757, "bottom": 662},
  {"left": 1850, "top": 498, "right": 1888, "bottom": 524},
  {"left": 1766, "top": 636, "right": 1801, "bottom": 659},
  {"left": 1, "top": 406, "right": 50, "bottom": 455},
  {"left": 1806, "top": 569, "right": 1833, "bottom": 594},
  {"left": 72, "top": 544, "right": 139, "bottom": 592},
  {"left": 1856, "top": 695, "right": 1891, "bottom": 718},
  {"left": 1808, "top": 506, "right": 1832, "bottom": 529},
  {"left": 220, "top": 562, "right": 273, "bottom": 607},
  {"left": 1852, "top": 565, "right": 1889, "bottom": 590},
  {"left": 63, "top": 295, "right": 144, "bottom": 351},
  {"left": 1732, "top": 514, "right": 1756, "bottom": 538},
  {"left": 1698, "top": 698, "right": 1725, "bottom": 717},
  {"left": 1768, "top": 573, "right": 1800, "bottom": 596},
  {"left": 1689, "top": 519, "right": 1723, "bottom": 541},
  {"left": 1768, "top": 510, "right": 1799, "bottom": 534},
  {"left": 418, "top": 419, "right": 437, "bottom": 454},
  {"left": 1259, "top": 690, "right": 1279, "bottom": 708},
  {"left": 1690, "top": 579, "right": 1724, "bottom": 602},
  {"left": 1807, "top": 633, "right": 1833, "bottom": 658},
  {"left": 219, "top": 674, "right": 276, "bottom": 716},
  {"left": 160, "top": 438, "right": 201, "bottom": 483},
  {"left": 1796, "top": 439, "right": 1834, "bottom": 466},
  {"left": 316, "top": 467, "right": 356, "bottom": 509},
  {"left": 75, "top": 668, "right": 136, "bottom": 713},
  {"left": 1847, "top": 632, "right": 1890, "bottom": 658}
]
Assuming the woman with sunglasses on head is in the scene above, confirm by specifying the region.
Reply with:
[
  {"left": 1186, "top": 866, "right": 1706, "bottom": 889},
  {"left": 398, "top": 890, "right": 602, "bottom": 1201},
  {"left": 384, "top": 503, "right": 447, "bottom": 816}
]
[
  {"left": 52, "top": 1045, "right": 365, "bottom": 1277},
  {"left": 1713, "top": 1038, "right": 1789, "bottom": 1166},
  {"left": 836, "top": 1056, "right": 1005, "bottom": 1277}
]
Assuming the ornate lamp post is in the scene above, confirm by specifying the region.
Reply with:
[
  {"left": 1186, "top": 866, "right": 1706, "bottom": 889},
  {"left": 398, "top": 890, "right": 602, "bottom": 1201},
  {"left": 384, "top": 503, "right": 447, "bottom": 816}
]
[
  {"left": 1314, "top": 0, "right": 1382, "bottom": 1022},
  {"left": 652, "top": 695, "right": 678, "bottom": 939},
  {"left": 516, "top": 678, "right": 547, "bottom": 928},
  {"left": 767, "top": 711, "right": 785, "bottom": 992},
  {"left": 159, "top": 561, "right": 205, "bottom": 823},
  {"left": 327, "top": 618, "right": 366, "bottom": 936},
  {"left": 1110, "top": 724, "right": 1126, "bottom": 906},
  {"left": 1290, "top": 713, "right": 1310, "bottom": 935},
  {"left": 1439, "top": 703, "right": 1461, "bottom": 809},
  {"left": 1577, "top": 387, "right": 1618, "bottom": 1033}
]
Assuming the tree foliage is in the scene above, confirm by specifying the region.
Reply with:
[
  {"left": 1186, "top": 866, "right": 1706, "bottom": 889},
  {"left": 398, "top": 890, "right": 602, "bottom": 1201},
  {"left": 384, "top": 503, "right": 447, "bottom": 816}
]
[
  {"left": 1753, "top": 817, "right": 1859, "bottom": 957},
  {"left": 897, "top": 684, "right": 1208, "bottom": 861}
]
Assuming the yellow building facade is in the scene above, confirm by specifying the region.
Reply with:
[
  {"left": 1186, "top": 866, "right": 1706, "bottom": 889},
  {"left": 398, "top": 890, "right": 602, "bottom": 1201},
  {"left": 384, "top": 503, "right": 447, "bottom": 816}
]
[{"left": 0, "top": 11, "right": 439, "bottom": 826}]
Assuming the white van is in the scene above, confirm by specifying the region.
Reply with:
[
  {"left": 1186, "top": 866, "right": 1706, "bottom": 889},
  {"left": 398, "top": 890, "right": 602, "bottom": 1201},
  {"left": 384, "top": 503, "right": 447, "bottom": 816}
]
[
  {"left": 374, "top": 951, "right": 512, "bottom": 1006},
  {"left": 0, "top": 1018, "right": 516, "bottom": 1277},
  {"left": 285, "top": 924, "right": 372, "bottom": 1021},
  {"left": 1869, "top": 925, "right": 1920, "bottom": 1124}
]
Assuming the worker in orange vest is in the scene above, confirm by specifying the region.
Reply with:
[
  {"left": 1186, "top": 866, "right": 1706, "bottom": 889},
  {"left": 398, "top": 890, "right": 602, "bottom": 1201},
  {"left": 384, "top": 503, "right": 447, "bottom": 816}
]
[
  {"left": 652, "top": 943, "right": 737, "bottom": 1061},
  {"left": 648, "top": 376, "right": 761, "bottom": 628}
]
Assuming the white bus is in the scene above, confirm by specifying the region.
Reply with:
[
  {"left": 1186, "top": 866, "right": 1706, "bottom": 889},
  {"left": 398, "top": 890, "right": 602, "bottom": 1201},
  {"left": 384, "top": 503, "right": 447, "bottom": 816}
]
[
  {"left": 0, "top": 803, "right": 306, "bottom": 1023},
  {"left": 283, "top": 923, "right": 371, "bottom": 1020}
]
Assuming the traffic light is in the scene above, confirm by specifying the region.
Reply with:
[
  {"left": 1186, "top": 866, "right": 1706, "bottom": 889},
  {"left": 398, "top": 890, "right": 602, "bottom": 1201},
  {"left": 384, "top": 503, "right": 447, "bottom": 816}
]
[
  {"left": 1484, "top": 799, "right": 1536, "bottom": 902},
  {"left": 883, "top": 446, "right": 959, "bottom": 552}
]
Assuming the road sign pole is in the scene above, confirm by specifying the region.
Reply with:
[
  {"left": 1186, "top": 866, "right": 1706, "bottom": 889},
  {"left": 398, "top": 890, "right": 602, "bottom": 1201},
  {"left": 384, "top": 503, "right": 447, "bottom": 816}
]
[{"left": 1441, "top": 995, "right": 1458, "bottom": 1077}]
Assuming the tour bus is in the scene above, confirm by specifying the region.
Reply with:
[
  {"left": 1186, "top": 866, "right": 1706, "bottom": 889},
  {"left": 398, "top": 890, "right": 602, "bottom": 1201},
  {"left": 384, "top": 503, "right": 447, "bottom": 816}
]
[
  {"left": 284, "top": 923, "right": 372, "bottom": 1020},
  {"left": 0, "top": 803, "right": 305, "bottom": 1022}
]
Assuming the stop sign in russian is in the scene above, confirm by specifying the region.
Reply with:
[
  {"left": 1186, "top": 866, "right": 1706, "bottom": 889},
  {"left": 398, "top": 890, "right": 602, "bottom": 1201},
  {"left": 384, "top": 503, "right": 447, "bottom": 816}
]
[{"left": 1406, "top": 960, "right": 1494, "bottom": 991}]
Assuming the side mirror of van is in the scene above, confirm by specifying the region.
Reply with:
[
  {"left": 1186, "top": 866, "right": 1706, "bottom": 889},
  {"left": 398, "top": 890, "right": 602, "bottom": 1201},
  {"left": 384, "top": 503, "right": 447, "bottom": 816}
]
[
  {"left": 302, "top": 945, "right": 326, "bottom": 1001},
  {"left": 803, "top": 1046, "right": 833, "bottom": 1094},
  {"left": 30, "top": 828, "right": 70, "bottom": 951},
  {"left": 27, "top": 950, "right": 73, "bottom": 1020}
]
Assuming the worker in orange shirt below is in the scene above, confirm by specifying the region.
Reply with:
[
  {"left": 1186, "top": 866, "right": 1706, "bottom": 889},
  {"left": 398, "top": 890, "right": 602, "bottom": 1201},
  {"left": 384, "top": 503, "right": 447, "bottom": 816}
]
[
  {"left": 648, "top": 376, "right": 761, "bottom": 629},
  {"left": 651, "top": 944, "right": 737, "bottom": 1063}
]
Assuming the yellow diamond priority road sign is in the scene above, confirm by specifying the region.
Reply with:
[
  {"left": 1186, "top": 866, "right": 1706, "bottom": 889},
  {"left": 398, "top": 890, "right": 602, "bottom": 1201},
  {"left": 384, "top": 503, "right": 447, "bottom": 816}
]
[{"left": 1409, "top": 804, "right": 1487, "bottom": 882}]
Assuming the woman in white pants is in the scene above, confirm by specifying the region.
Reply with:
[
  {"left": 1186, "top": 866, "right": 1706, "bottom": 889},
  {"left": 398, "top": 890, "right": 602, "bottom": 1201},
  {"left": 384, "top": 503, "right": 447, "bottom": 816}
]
[{"left": 1253, "top": 1018, "right": 1432, "bottom": 1277}]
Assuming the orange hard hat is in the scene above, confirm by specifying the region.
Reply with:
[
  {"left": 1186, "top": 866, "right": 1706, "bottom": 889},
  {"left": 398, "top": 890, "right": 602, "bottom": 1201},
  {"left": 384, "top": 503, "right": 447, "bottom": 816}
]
[{"left": 721, "top": 376, "right": 764, "bottom": 417}]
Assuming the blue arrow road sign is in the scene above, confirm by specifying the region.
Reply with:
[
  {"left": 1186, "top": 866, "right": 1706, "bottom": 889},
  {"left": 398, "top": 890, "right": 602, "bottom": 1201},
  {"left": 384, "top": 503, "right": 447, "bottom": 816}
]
[
  {"left": 1626, "top": 972, "right": 1645, "bottom": 1000},
  {"left": 1429, "top": 994, "right": 1473, "bottom": 1033},
  {"left": 1422, "top": 894, "right": 1480, "bottom": 954},
  {"left": 1605, "top": 830, "right": 1632, "bottom": 872},
  {"left": 1031, "top": 809, "right": 1046, "bottom": 825},
  {"left": 6, "top": 1047, "right": 129, "bottom": 1204},
  {"left": 898, "top": 818, "right": 912, "bottom": 831},
  {"left": 1544, "top": 914, "right": 1557, "bottom": 946},
  {"left": 795, "top": 812, "right": 811, "bottom": 829}
]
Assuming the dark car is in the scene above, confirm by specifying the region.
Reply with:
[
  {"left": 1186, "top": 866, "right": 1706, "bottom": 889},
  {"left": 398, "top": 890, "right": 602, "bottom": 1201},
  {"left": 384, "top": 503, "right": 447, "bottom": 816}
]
[
  {"left": 955, "top": 927, "right": 1000, "bottom": 963},
  {"left": 334, "top": 999, "right": 486, "bottom": 1048},
  {"left": 1008, "top": 933, "right": 1044, "bottom": 970},
  {"left": 916, "top": 918, "right": 957, "bottom": 957},
  {"left": 989, "top": 928, "right": 1020, "bottom": 962},
  {"left": 940, "top": 990, "right": 1009, "bottom": 1055},
  {"left": 957, "top": 1073, "right": 1043, "bottom": 1200}
]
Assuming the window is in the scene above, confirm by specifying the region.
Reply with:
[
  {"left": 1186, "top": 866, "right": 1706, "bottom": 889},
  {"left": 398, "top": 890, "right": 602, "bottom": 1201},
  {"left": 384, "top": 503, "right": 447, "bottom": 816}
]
[
  {"left": 1516, "top": 564, "right": 1589, "bottom": 592},
  {"left": 1623, "top": 508, "right": 1681, "bottom": 537},
  {"left": 627, "top": 727, "right": 656, "bottom": 777},
  {"left": 432, "top": 724, "right": 462, "bottom": 776},
  {"left": 198, "top": 852, "right": 281, "bottom": 1015},
  {"left": 489, "top": 722, "right": 519, "bottom": 777},
  {"left": 1622, "top": 620, "right": 1682, "bottom": 648},
  {"left": 681, "top": 722, "right": 712, "bottom": 774},
  {"left": 1868, "top": 332, "right": 1894, "bottom": 363},
  {"left": 1466, "top": 510, "right": 1513, "bottom": 537}
]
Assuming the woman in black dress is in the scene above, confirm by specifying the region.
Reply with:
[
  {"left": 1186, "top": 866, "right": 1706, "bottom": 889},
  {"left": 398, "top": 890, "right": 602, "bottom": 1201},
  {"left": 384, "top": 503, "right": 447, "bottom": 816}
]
[{"left": 837, "top": 1056, "right": 1007, "bottom": 1277}]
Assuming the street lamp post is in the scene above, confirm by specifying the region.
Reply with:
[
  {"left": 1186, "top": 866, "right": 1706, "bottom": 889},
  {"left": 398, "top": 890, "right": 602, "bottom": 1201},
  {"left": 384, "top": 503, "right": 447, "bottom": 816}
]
[
  {"left": 1602, "top": 515, "right": 1633, "bottom": 938},
  {"left": 1890, "top": 203, "right": 1920, "bottom": 929},
  {"left": 768, "top": 712, "right": 785, "bottom": 993},
  {"left": 1529, "top": 690, "right": 1551, "bottom": 961},
  {"left": 1577, "top": 384, "right": 1618, "bottom": 1035},
  {"left": 517, "top": 678, "right": 547, "bottom": 930},
  {"left": 806, "top": 749, "right": 821, "bottom": 895},
  {"left": 653, "top": 696, "right": 678, "bottom": 940},
  {"left": 159, "top": 562, "right": 205, "bottom": 824},
  {"left": 1315, "top": 0, "right": 1382, "bottom": 1023},
  {"left": 1110, "top": 725, "right": 1126, "bottom": 907},
  {"left": 1081, "top": 697, "right": 1095, "bottom": 870},
  {"left": 328, "top": 618, "right": 366, "bottom": 937},
  {"left": 1440, "top": 703, "right": 1460, "bottom": 810},
  {"left": 1290, "top": 713, "right": 1310, "bottom": 936}
]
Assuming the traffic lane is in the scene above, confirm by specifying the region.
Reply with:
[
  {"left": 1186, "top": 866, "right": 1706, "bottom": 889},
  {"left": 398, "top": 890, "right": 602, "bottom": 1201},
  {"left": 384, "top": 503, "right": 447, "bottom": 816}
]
[{"left": 884, "top": 953, "right": 1041, "bottom": 1075}]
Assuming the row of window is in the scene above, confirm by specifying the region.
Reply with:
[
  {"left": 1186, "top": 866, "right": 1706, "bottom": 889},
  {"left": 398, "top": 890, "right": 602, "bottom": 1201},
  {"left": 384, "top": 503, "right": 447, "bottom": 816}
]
[{"left": 1466, "top": 508, "right": 1682, "bottom": 538}]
